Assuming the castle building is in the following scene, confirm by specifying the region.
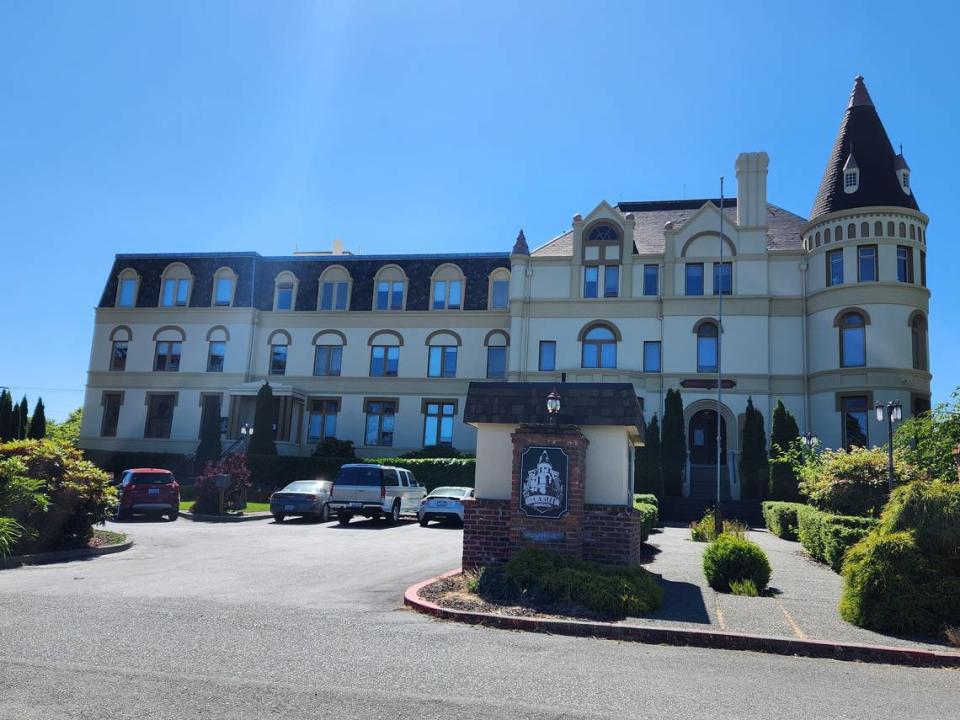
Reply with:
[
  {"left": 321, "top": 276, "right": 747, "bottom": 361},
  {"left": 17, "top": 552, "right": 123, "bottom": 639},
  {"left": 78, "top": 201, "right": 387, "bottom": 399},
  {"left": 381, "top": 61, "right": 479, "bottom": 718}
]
[{"left": 79, "top": 76, "right": 930, "bottom": 499}]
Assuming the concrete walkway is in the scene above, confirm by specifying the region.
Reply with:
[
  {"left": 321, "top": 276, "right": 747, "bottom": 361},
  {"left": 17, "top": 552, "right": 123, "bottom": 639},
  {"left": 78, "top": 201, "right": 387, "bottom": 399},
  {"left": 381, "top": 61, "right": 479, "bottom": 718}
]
[{"left": 631, "top": 524, "right": 952, "bottom": 652}]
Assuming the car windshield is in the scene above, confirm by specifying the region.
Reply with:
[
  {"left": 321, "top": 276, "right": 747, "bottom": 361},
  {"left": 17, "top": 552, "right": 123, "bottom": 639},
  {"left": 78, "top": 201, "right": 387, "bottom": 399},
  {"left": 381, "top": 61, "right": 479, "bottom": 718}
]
[
  {"left": 428, "top": 487, "right": 471, "bottom": 498},
  {"left": 126, "top": 472, "right": 173, "bottom": 485},
  {"left": 281, "top": 481, "right": 329, "bottom": 493},
  {"left": 334, "top": 466, "right": 382, "bottom": 486}
]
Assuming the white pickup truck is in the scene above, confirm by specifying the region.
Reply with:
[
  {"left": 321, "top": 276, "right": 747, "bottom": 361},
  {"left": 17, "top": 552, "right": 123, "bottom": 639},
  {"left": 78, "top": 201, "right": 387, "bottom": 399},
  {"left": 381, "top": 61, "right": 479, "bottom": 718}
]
[{"left": 328, "top": 463, "right": 426, "bottom": 525}]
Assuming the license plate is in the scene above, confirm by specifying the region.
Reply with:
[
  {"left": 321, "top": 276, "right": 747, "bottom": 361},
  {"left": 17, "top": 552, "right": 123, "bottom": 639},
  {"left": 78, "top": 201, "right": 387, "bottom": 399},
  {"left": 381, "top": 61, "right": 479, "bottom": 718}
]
[
  {"left": 148, "top": 488, "right": 160, "bottom": 495},
  {"left": 349, "top": 502, "right": 362, "bottom": 508},
  {"left": 434, "top": 500, "right": 449, "bottom": 507},
  {"left": 284, "top": 504, "right": 294, "bottom": 511}
]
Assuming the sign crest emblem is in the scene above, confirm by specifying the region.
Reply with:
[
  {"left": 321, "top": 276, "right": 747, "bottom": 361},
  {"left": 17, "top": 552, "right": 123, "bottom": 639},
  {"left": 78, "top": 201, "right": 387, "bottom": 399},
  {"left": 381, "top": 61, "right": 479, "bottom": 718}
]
[{"left": 519, "top": 446, "right": 568, "bottom": 518}]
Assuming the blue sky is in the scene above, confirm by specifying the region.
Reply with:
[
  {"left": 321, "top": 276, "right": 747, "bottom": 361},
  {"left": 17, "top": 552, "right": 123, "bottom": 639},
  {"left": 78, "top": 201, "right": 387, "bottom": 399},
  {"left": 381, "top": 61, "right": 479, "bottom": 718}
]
[{"left": 1, "top": 1, "right": 956, "bottom": 422}]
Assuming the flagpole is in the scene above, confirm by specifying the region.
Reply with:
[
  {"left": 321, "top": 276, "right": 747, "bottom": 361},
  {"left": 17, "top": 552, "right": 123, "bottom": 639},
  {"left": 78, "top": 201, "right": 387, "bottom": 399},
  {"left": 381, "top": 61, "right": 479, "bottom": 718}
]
[{"left": 716, "top": 178, "right": 725, "bottom": 532}]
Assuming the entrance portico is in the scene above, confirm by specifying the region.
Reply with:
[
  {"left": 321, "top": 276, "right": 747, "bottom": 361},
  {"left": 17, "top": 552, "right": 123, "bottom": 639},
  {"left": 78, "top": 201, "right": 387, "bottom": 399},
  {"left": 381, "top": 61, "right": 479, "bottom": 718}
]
[{"left": 682, "top": 399, "right": 739, "bottom": 501}]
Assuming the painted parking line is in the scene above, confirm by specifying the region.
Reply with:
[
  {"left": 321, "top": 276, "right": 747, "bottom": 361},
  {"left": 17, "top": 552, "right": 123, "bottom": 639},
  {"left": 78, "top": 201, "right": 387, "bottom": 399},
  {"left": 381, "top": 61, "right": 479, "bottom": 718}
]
[
  {"left": 774, "top": 596, "right": 806, "bottom": 639},
  {"left": 713, "top": 594, "right": 727, "bottom": 631}
]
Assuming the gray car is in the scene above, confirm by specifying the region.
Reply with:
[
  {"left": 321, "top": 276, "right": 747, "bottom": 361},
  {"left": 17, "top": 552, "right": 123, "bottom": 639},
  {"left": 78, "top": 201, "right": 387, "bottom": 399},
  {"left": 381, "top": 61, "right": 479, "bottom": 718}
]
[
  {"left": 418, "top": 486, "right": 474, "bottom": 527},
  {"left": 270, "top": 480, "right": 333, "bottom": 523}
]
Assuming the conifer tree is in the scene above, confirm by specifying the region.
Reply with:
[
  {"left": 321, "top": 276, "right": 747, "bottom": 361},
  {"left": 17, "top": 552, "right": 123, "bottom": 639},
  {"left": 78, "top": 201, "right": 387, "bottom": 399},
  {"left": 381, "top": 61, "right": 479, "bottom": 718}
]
[
  {"left": 17, "top": 397, "right": 29, "bottom": 440},
  {"left": 768, "top": 399, "right": 801, "bottom": 500},
  {"left": 0, "top": 390, "right": 12, "bottom": 442},
  {"left": 636, "top": 413, "right": 663, "bottom": 499},
  {"left": 195, "top": 401, "right": 223, "bottom": 473},
  {"left": 738, "top": 397, "right": 769, "bottom": 500},
  {"left": 660, "top": 389, "right": 687, "bottom": 496},
  {"left": 247, "top": 382, "right": 277, "bottom": 456},
  {"left": 27, "top": 397, "right": 47, "bottom": 440}
]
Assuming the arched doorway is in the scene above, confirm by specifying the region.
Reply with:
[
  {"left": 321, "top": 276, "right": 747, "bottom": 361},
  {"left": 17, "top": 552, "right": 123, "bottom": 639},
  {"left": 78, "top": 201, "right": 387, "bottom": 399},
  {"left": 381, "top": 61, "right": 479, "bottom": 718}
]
[{"left": 688, "top": 409, "right": 727, "bottom": 465}]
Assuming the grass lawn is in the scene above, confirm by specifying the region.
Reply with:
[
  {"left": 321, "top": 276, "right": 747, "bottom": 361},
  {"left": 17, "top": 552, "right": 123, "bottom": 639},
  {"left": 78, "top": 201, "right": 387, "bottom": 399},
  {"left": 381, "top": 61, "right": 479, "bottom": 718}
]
[
  {"left": 179, "top": 500, "right": 271, "bottom": 513},
  {"left": 92, "top": 529, "right": 127, "bottom": 546}
]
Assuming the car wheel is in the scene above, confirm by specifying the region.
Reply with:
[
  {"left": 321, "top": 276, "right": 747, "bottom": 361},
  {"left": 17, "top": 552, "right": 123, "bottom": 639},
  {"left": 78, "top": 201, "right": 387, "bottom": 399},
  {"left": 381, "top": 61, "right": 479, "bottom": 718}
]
[
  {"left": 116, "top": 507, "right": 130, "bottom": 521},
  {"left": 337, "top": 512, "right": 351, "bottom": 525},
  {"left": 320, "top": 503, "right": 331, "bottom": 523},
  {"left": 419, "top": 516, "right": 429, "bottom": 527},
  {"left": 273, "top": 514, "right": 285, "bottom": 523},
  {"left": 167, "top": 510, "right": 178, "bottom": 522},
  {"left": 386, "top": 501, "right": 400, "bottom": 525}
]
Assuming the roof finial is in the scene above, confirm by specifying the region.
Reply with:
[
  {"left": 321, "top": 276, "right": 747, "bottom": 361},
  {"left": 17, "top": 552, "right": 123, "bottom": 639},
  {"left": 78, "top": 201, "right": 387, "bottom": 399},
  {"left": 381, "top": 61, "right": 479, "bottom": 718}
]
[
  {"left": 849, "top": 75, "right": 874, "bottom": 108},
  {"left": 512, "top": 229, "right": 529, "bottom": 256}
]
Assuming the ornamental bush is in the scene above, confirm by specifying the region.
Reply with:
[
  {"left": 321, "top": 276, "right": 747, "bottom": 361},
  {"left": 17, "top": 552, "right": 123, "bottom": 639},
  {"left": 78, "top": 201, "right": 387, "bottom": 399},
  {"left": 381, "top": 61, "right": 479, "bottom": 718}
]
[
  {"left": 690, "top": 509, "right": 747, "bottom": 543},
  {"left": 634, "top": 493, "right": 659, "bottom": 510},
  {"left": 702, "top": 535, "right": 772, "bottom": 593},
  {"left": 499, "top": 547, "right": 662, "bottom": 619},
  {"left": 633, "top": 501, "right": 657, "bottom": 542},
  {"left": 878, "top": 481, "right": 960, "bottom": 556},
  {"left": 795, "top": 505, "right": 877, "bottom": 572},
  {"left": 839, "top": 531, "right": 960, "bottom": 634},
  {"left": 761, "top": 501, "right": 805, "bottom": 540}
]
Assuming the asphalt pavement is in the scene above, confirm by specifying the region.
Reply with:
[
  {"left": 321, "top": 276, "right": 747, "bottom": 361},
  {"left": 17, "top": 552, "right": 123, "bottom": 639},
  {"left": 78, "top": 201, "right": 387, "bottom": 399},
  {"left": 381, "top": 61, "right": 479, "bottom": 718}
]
[{"left": 0, "top": 516, "right": 956, "bottom": 719}]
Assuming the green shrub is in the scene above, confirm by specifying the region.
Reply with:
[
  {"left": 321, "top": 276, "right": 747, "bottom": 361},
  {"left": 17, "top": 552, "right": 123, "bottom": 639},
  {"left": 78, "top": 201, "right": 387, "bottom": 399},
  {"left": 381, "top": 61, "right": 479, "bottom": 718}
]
[
  {"left": 729, "top": 578, "right": 759, "bottom": 597},
  {"left": 498, "top": 547, "right": 662, "bottom": 618},
  {"left": 799, "top": 446, "right": 920, "bottom": 518},
  {"left": 796, "top": 505, "right": 877, "bottom": 572},
  {"left": 0, "top": 517, "right": 24, "bottom": 557},
  {"left": 399, "top": 445, "right": 468, "bottom": 459},
  {"left": 702, "top": 535, "right": 772, "bottom": 593},
  {"left": 365, "top": 457, "right": 475, "bottom": 492},
  {"left": 633, "top": 502, "right": 657, "bottom": 542},
  {"left": 762, "top": 501, "right": 804, "bottom": 540},
  {"left": 633, "top": 493, "right": 659, "bottom": 510},
  {"left": 839, "top": 531, "right": 960, "bottom": 634},
  {"left": 878, "top": 481, "right": 960, "bottom": 556},
  {"left": 311, "top": 438, "right": 356, "bottom": 459},
  {"left": 690, "top": 510, "right": 747, "bottom": 543}
]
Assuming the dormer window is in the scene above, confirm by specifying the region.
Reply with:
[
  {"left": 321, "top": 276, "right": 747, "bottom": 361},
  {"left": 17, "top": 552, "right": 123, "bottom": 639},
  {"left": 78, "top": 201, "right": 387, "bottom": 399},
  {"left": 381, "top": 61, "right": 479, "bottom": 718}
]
[
  {"left": 901, "top": 171, "right": 910, "bottom": 189},
  {"left": 842, "top": 152, "right": 859, "bottom": 194},
  {"left": 895, "top": 152, "right": 911, "bottom": 195}
]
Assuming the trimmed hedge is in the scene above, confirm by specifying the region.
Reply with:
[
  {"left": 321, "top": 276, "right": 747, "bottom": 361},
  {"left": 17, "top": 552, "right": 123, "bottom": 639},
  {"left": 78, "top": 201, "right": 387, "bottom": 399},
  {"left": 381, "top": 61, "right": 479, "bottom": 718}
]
[
  {"left": 878, "top": 481, "right": 960, "bottom": 556},
  {"left": 796, "top": 505, "right": 877, "bottom": 572},
  {"left": 761, "top": 501, "right": 805, "bottom": 541},
  {"left": 702, "top": 535, "right": 772, "bottom": 593},
  {"left": 368, "top": 457, "right": 475, "bottom": 491},
  {"left": 633, "top": 493, "right": 659, "bottom": 510},
  {"left": 633, "top": 501, "right": 658, "bottom": 542}
]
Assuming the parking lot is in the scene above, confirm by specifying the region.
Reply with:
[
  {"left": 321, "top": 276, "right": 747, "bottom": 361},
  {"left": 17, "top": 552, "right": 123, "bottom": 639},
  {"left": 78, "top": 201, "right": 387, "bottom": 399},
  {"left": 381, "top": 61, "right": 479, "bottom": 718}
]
[{"left": 1, "top": 517, "right": 957, "bottom": 720}]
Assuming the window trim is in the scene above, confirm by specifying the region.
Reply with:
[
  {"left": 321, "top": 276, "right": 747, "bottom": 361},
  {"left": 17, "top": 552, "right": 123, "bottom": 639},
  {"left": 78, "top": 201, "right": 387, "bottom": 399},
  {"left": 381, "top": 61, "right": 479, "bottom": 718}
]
[
  {"left": 485, "top": 346, "right": 507, "bottom": 379},
  {"left": 100, "top": 391, "right": 124, "bottom": 438},
  {"left": 856, "top": 245, "right": 878, "bottom": 283},
  {"left": 153, "top": 340, "right": 182, "bottom": 372},
  {"left": 313, "top": 344, "right": 343, "bottom": 377},
  {"left": 212, "top": 267, "right": 238, "bottom": 308},
  {"left": 427, "top": 345, "right": 458, "bottom": 378},
  {"left": 207, "top": 341, "right": 226, "bottom": 373},
  {"left": 110, "top": 340, "right": 128, "bottom": 372},
  {"left": 826, "top": 248, "right": 844, "bottom": 287},
  {"left": 307, "top": 397, "right": 341, "bottom": 442},
  {"left": 363, "top": 397, "right": 398, "bottom": 447},
  {"left": 430, "top": 263, "right": 466, "bottom": 311},
  {"left": 696, "top": 322, "right": 719, "bottom": 374},
  {"left": 115, "top": 270, "right": 140, "bottom": 308},
  {"left": 369, "top": 345, "right": 400, "bottom": 377},
  {"left": 159, "top": 263, "right": 193, "bottom": 308},
  {"left": 712, "top": 261, "right": 733, "bottom": 296},
  {"left": 372, "top": 265, "right": 408, "bottom": 311},
  {"left": 836, "top": 392, "right": 872, "bottom": 450},
  {"left": 580, "top": 324, "right": 618, "bottom": 369},
  {"left": 273, "top": 272, "right": 299, "bottom": 312},
  {"left": 896, "top": 245, "right": 915, "bottom": 284},
  {"left": 685, "top": 263, "right": 705, "bottom": 296},
  {"left": 643, "top": 340, "right": 662, "bottom": 373},
  {"left": 838, "top": 311, "right": 867, "bottom": 368},
  {"left": 488, "top": 271, "right": 511, "bottom": 310},
  {"left": 421, "top": 398, "right": 458, "bottom": 447},
  {"left": 269, "top": 344, "right": 288, "bottom": 376},
  {"left": 643, "top": 264, "right": 659, "bottom": 297},
  {"left": 318, "top": 265, "right": 352, "bottom": 311},
  {"left": 143, "top": 392, "right": 178, "bottom": 439},
  {"left": 538, "top": 340, "right": 557, "bottom": 372}
]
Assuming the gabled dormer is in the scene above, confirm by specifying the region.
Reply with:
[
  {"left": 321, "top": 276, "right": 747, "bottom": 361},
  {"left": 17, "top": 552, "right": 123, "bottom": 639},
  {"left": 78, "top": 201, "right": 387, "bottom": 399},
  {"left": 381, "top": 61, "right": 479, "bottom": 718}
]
[
  {"left": 895, "top": 152, "right": 911, "bottom": 196},
  {"left": 842, "top": 152, "right": 859, "bottom": 194}
]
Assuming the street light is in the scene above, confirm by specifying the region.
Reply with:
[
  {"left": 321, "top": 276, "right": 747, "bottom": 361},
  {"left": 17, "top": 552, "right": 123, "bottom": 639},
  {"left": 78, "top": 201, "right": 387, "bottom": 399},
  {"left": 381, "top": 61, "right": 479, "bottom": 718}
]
[
  {"left": 801, "top": 431, "right": 819, "bottom": 448},
  {"left": 546, "top": 389, "right": 561, "bottom": 425},
  {"left": 240, "top": 423, "right": 253, "bottom": 450},
  {"left": 875, "top": 401, "right": 902, "bottom": 491}
]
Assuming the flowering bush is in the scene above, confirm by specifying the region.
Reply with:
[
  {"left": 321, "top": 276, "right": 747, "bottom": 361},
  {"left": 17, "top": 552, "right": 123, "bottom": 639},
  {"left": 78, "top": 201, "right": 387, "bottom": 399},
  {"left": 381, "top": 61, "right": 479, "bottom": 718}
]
[{"left": 192, "top": 454, "right": 252, "bottom": 515}]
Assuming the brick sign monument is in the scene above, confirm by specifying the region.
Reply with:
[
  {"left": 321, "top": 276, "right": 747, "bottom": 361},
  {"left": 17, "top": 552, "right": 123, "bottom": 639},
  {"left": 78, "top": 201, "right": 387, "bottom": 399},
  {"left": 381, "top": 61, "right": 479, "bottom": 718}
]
[{"left": 462, "top": 382, "right": 646, "bottom": 568}]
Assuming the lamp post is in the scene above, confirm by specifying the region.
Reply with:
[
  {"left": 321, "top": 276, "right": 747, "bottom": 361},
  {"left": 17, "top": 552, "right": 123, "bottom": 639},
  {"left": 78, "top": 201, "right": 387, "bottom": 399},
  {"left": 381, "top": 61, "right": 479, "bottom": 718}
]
[
  {"left": 240, "top": 422, "right": 254, "bottom": 451},
  {"left": 546, "top": 388, "right": 561, "bottom": 426},
  {"left": 875, "top": 401, "right": 902, "bottom": 491},
  {"left": 801, "top": 431, "right": 819, "bottom": 448}
]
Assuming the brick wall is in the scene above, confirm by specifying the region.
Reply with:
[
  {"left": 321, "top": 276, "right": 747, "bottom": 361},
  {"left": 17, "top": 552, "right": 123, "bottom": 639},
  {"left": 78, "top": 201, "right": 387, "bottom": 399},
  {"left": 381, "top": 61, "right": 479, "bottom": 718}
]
[
  {"left": 462, "top": 498, "right": 510, "bottom": 569},
  {"left": 583, "top": 504, "right": 644, "bottom": 566}
]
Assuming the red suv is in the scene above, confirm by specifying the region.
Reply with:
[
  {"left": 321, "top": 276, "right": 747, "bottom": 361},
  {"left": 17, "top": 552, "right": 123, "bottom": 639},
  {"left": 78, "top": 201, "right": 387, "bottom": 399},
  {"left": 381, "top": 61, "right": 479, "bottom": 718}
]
[{"left": 116, "top": 468, "right": 180, "bottom": 521}]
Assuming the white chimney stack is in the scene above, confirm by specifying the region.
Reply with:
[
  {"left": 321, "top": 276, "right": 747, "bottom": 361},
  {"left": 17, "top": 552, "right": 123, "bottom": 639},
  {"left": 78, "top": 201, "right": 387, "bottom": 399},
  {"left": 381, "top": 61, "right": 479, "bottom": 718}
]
[{"left": 735, "top": 152, "right": 769, "bottom": 228}]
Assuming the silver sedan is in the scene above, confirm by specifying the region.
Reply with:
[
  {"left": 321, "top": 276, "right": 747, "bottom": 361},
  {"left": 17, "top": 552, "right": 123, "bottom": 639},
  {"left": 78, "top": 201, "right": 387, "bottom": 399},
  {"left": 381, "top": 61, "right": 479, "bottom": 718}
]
[
  {"left": 270, "top": 480, "right": 333, "bottom": 522},
  {"left": 417, "top": 486, "right": 474, "bottom": 527}
]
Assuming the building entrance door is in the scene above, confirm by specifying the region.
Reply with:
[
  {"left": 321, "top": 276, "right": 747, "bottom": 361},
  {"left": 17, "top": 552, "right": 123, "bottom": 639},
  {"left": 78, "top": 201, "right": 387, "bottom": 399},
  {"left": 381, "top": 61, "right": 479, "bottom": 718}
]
[{"left": 688, "top": 409, "right": 727, "bottom": 465}]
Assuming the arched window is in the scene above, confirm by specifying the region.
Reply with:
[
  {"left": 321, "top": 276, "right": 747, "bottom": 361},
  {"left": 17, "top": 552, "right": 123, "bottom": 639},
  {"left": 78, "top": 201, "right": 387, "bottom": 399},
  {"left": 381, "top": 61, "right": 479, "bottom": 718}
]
[
  {"left": 318, "top": 265, "right": 351, "bottom": 311},
  {"left": 431, "top": 264, "right": 466, "bottom": 310},
  {"left": 815, "top": 232, "right": 821, "bottom": 247},
  {"left": 839, "top": 312, "right": 866, "bottom": 368},
  {"left": 373, "top": 265, "right": 407, "bottom": 311},
  {"left": 206, "top": 326, "right": 229, "bottom": 372},
  {"left": 887, "top": 221, "right": 895, "bottom": 237},
  {"left": 484, "top": 330, "right": 509, "bottom": 379},
  {"left": 899, "top": 222, "right": 907, "bottom": 238},
  {"left": 824, "top": 228, "right": 832, "bottom": 244},
  {"left": 488, "top": 268, "right": 511, "bottom": 310},
  {"left": 696, "top": 322, "right": 719, "bottom": 373},
  {"left": 582, "top": 223, "right": 621, "bottom": 298},
  {"left": 159, "top": 263, "right": 193, "bottom": 308},
  {"left": 273, "top": 271, "right": 298, "bottom": 311},
  {"left": 267, "top": 330, "right": 291, "bottom": 376},
  {"left": 911, "top": 314, "right": 928, "bottom": 371},
  {"left": 874, "top": 221, "right": 883, "bottom": 237},
  {"left": 861, "top": 222, "right": 870, "bottom": 238},
  {"left": 116, "top": 268, "right": 140, "bottom": 308},
  {"left": 835, "top": 225, "right": 843, "bottom": 242},
  {"left": 909, "top": 224, "right": 916, "bottom": 240},
  {"left": 581, "top": 324, "right": 617, "bottom": 369},
  {"left": 847, "top": 223, "right": 856, "bottom": 239},
  {"left": 426, "top": 330, "right": 461, "bottom": 378},
  {"left": 313, "top": 330, "right": 345, "bottom": 377},
  {"left": 109, "top": 326, "right": 131, "bottom": 371},
  {"left": 368, "top": 330, "right": 403, "bottom": 377},
  {"left": 213, "top": 267, "right": 238, "bottom": 307}
]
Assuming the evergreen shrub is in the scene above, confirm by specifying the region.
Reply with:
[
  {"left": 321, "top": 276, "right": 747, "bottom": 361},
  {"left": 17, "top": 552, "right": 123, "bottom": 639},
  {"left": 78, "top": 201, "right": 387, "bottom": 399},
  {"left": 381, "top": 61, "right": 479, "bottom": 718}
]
[
  {"left": 761, "top": 501, "right": 805, "bottom": 540},
  {"left": 702, "top": 535, "right": 772, "bottom": 593},
  {"left": 795, "top": 505, "right": 877, "bottom": 572}
]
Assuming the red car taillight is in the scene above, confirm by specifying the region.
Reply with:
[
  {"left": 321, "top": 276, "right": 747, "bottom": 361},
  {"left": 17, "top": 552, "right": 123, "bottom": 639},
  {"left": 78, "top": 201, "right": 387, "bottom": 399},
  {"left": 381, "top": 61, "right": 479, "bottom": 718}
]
[
  {"left": 304, "top": 494, "right": 317, "bottom": 501},
  {"left": 380, "top": 485, "right": 386, "bottom": 499}
]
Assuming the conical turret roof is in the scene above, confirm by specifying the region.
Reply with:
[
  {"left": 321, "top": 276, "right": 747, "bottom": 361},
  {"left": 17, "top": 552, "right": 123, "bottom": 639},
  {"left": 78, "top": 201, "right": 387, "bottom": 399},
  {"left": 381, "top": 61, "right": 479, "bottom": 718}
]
[{"left": 810, "top": 76, "right": 918, "bottom": 219}]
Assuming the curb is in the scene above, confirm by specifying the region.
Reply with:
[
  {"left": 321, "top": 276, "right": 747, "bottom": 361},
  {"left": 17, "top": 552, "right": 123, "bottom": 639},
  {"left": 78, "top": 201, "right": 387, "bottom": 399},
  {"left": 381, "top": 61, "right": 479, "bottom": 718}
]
[
  {"left": 404, "top": 571, "right": 960, "bottom": 669},
  {"left": 179, "top": 511, "right": 273, "bottom": 523},
  {"left": 0, "top": 539, "right": 134, "bottom": 570}
]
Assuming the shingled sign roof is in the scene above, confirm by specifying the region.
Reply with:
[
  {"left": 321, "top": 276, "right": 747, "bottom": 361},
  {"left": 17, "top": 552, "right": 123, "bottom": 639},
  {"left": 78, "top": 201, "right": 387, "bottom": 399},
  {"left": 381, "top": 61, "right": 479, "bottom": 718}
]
[
  {"left": 810, "top": 75, "right": 919, "bottom": 219},
  {"left": 464, "top": 382, "right": 645, "bottom": 439}
]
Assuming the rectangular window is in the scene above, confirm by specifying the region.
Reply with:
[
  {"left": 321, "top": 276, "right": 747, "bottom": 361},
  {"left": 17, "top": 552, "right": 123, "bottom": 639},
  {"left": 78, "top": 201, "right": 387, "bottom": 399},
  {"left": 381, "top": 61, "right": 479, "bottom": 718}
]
[
  {"left": 118, "top": 279, "right": 137, "bottom": 307},
  {"left": 486, "top": 346, "right": 506, "bottom": 378},
  {"left": 320, "top": 281, "right": 348, "bottom": 310},
  {"left": 369, "top": 346, "right": 399, "bottom": 377},
  {"left": 154, "top": 341, "right": 181, "bottom": 372},
  {"left": 538, "top": 341, "right": 556, "bottom": 372},
  {"left": 376, "top": 281, "right": 390, "bottom": 310},
  {"left": 390, "top": 281, "right": 404, "bottom": 310},
  {"left": 841, "top": 395, "right": 869, "bottom": 450},
  {"left": 100, "top": 392, "right": 122, "bottom": 437},
  {"left": 161, "top": 279, "right": 189, "bottom": 307},
  {"left": 270, "top": 345, "right": 288, "bottom": 375},
  {"left": 583, "top": 266, "right": 599, "bottom": 298},
  {"left": 827, "top": 249, "right": 844, "bottom": 286},
  {"left": 712, "top": 262, "right": 732, "bottom": 295},
  {"left": 110, "top": 341, "right": 128, "bottom": 371},
  {"left": 214, "top": 278, "right": 233, "bottom": 306},
  {"left": 643, "top": 264, "right": 658, "bottom": 296},
  {"left": 432, "top": 280, "right": 446, "bottom": 310},
  {"left": 920, "top": 251, "right": 927, "bottom": 287},
  {"left": 643, "top": 341, "right": 661, "bottom": 373},
  {"left": 685, "top": 263, "right": 704, "bottom": 296},
  {"left": 364, "top": 400, "right": 396, "bottom": 446},
  {"left": 313, "top": 345, "right": 343, "bottom": 376},
  {"left": 335, "top": 282, "right": 348, "bottom": 310},
  {"left": 307, "top": 399, "right": 339, "bottom": 441},
  {"left": 897, "top": 246, "right": 914, "bottom": 283},
  {"left": 603, "top": 265, "right": 619, "bottom": 297},
  {"left": 428, "top": 346, "right": 458, "bottom": 378},
  {"left": 491, "top": 279, "right": 509, "bottom": 309},
  {"left": 207, "top": 341, "right": 225, "bottom": 372},
  {"left": 447, "top": 280, "right": 462, "bottom": 309},
  {"left": 857, "top": 245, "right": 878, "bottom": 282},
  {"left": 144, "top": 394, "right": 176, "bottom": 439},
  {"left": 423, "top": 401, "right": 456, "bottom": 446},
  {"left": 275, "top": 283, "right": 293, "bottom": 310}
]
